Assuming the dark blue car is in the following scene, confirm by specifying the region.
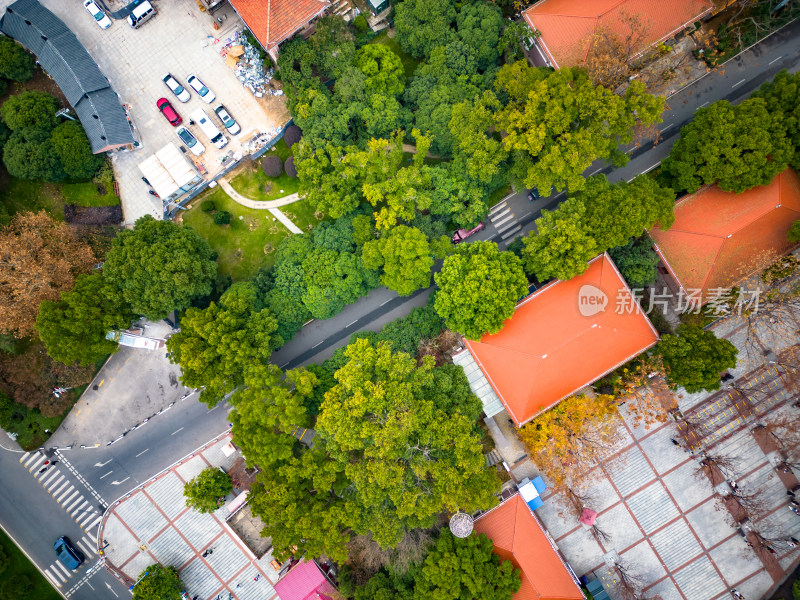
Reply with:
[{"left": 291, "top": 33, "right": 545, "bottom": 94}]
[{"left": 54, "top": 537, "right": 84, "bottom": 570}]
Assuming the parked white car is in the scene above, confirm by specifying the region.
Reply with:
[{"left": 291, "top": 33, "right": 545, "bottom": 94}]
[
  {"left": 187, "top": 75, "right": 216, "bottom": 104},
  {"left": 191, "top": 108, "right": 228, "bottom": 149},
  {"left": 83, "top": 0, "right": 111, "bottom": 29},
  {"left": 176, "top": 126, "right": 205, "bottom": 156},
  {"left": 162, "top": 74, "right": 190, "bottom": 103}
]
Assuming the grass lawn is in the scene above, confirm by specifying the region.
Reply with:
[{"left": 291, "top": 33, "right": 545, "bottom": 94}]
[
  {"left": 3, "top": 399, "right": 76, "bottom": 452},
  {"left": 282, "top": 198, "right": 322, "bottom": 233},
  {"left": 0, "top": 177, "right": 65, "bottom": 221},
  {"left": 228, "top": 139, "right": 300, "bottom": 203},
  {"left": 369, "top": 30, "right": 422, "bottom": 78},
  {"left": 0, "top": 527, "right": 61, "bottom": 600},
  {"left": 61, "top": 182, "right": 119, "bottom": 207},
  {"left": 183, "top": 187, "right": 322, "bottom": 281}
]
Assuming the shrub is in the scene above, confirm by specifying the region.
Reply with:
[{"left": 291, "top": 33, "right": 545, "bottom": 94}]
[
  {"left": 0, "top": 91, "right": 59, "bottom": 132},
  {"left": 262, "top": 154, "right": 283, "bottom": 177},
  {"left": 353, "top": 14, "right": 369, "bottom": 33},
  {"left": 284, "top": 155, "right": 297, "bottom": 178},
  {"left": 283, "top": 124, "right": 302, "bottom": 148},
  {"left": 50, "top": 120, "right": 104, "bottom": 179},
  {"left": 214, "top": 210, "right": 231, "bottom": 225},
  {"left": 201, "top": 199, "right": 216, "bottom": 213},
  {"left": 789, "top": 219, "right": 800, "bottom": 243}
]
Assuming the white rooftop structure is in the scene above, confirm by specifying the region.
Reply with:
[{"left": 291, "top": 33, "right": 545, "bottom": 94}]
[{"left": 138, "top": 143, "right": 203, "bottom": 202}]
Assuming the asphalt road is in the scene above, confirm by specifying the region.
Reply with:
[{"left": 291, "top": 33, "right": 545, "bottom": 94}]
[{"left": 0, "top": 19, "right": 798, "bottom": 600}]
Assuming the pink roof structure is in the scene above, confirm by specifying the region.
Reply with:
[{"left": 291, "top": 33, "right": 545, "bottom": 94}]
[{"left": 274, "top": 560, "right": 336, "bottom": 600}]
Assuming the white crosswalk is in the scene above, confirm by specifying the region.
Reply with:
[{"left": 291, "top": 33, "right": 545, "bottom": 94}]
[
  {"left": 19, "top": 452, "right": 103, "bottom": 535},
  {"left": 41, "top": 532, "right": 97, "bottom": 588},
  {"left": 489, "top": 201, "right": 521, "bottom": 240}
]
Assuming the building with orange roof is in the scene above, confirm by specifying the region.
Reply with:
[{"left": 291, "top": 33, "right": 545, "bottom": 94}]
[
  {"left": 461, "top": 253, "right": 658, "bottom": 426},
  {"left": 474, "top": 492, "right": 583, "bottom": 600},
  {"left": 522, "top": 0, "right": 713, "bottom": 69},
  {"left": 229, "top": 0, "right": 330, "bottom": 62},
  {"left": 649, "top": 168, "right": 800, "bottom": 298}
]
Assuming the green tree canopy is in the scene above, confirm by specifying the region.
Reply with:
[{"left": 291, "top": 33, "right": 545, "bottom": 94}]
[
  {"left": 753, "top": 69, "right": 800, "bottom": 171},
  {"left": 414, "top": 530, "right": 521, "bottom": 600},
  {"left": 131, "top": 564, "right": 183, "bottom": 600},
  {"left": 36, "top": 273, "right": 134, "bottom": 366},
  {"left": 2, "top": 128, "right": 64, "bottom": 181},
  {"left": 662, "top": 98, "right": 794, "bottom": 193},
  {"left": 356, "top": 44, "right": 406, "bottom": 97},
  {"left": 0, "top": 91, "right": 59, "bottom": 131},
  {"left": 236, "top": 340, "right": 499, "bottom": 562},
  {"left": 788, "top": 219, "right": 800, "bottom": 243},
  {"left": 104, "top": 216, "right": 217, "bottom": 320},
  {"left": 434, "top": 241, "right": 528, "bottom": 339},
  {"left": 0, "top": 38, "right": 34, "bottom": 82},
  {"left": 608, "top": 237, "right": 660, "bottom": 288},
  {"left": 50, "top": 121, "right": 104, "bottom": 180},
  {"left": 656, "top": 325, "right": 738, "bottom": 393},
  {"left": 455, "top": 2, "right": 503, "bottom": 71},
  {"left": 494, "top": 62, "right": 664, "bottom": 193},
  {"left": 450, "top": 91, "right": 508, "bottom": 184},
  {"left": 522, "top": 197, "right": 598, "bottom": 282},
  {"left": 362, "top": 225, "right": 435, "bottom": 296},
  {"left": 395, "top": 0, "right": 457, "bottom": 59},
  {"left": 166, "top": 282, "right": 278, "bottom": 407},
  {"left": 183, "top": 467, "right": 233, "bottom": 513}
]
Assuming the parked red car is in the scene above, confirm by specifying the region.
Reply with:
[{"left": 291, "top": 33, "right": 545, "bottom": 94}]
[
  {"left": 156, "top": 98, "right": 182, "bottom": 126},
  {"left": 451, "top": 222, "right": 485, "bottom": 244}
]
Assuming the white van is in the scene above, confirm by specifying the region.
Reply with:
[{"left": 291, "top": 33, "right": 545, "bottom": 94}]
[
  {"left": 127, "top": 0, "right": 156, "bottom": 28},
  {"left": 191, "top": 108, "right": 228, "bottom": 149}
]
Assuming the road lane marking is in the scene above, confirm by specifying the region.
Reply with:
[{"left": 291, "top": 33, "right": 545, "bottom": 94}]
[
  {"left": 71, "top": 500, "right": 90, "bottom": 517},
  {"left": 135, "top": 449, "right": 149, "bottom": 457},
  {"left": 52, "top": 480, "right": 71, "bottom": 498},
  {"left": 659, "top": 123, "right": 673, "bottom": 133},
  {"left": 312, "top": 341, "right": 323, "bottom": 349},
  {"left": 279, "top": 362, "right": 289, "bottom": 369},
  {"left": 105, "top": 582, "right": 120, "bottom": 597},
  {"left": 44, "top": 568, "right": 62, "bottom": 587},
  {"left": 346, "top": 320, "right": 358, "bottom": 327},
  {"left": 171, "top": 427, "right": 184, "bottom": 436},
  {"left": 732, "top": 78, "right": 746, "bottom": 88},
  {"left": 66, "top": 494, "right": 85, "bottom": 513},
  {"left": 111, "top": 477, "right": 130, "bottom": 486},
  {"left": 380, "top": 298, "right": 392, "bottom": 306},
  {"left": 54, "top": 561, "right": 72, "bottom": 579},
  {"left": 46, "top": 474, "right": 65, "bottom": 491},
  {"left": 642, "top": 163, "right": 660, "bottom": 174},
  {"left": 85, "top": 515, "right": 102, "bottom": 532},
  {"left": 93, "top": 459, "right": 112, "bottom": 467},
  {"left": 99, "top": 470, "right": 113, "bottom": 480},
  {"left": 590, "top": 168, "right": 603, "bottom": 175},
  {"left": 60, "top": 488, "right": 80, "bottom": 507},
  {"left": 769, "top": 55, "right": 783, "bottom": 65}
]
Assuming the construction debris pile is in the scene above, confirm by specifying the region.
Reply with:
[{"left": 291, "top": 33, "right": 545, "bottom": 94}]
[{"left": 219, "top": 31, "right": 283, "bottom": 98}]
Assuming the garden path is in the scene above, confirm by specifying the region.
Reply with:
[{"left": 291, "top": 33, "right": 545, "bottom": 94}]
[{"left": 216, "top": 178, "right": 303, "bottom": 234}]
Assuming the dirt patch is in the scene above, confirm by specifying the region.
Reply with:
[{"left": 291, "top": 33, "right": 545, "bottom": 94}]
[
  {"left": 64, "top": 204, "right": 123, "bottom": 225},
  {"left": 0, "top": 66, "right": 72, "bottom": 110}
]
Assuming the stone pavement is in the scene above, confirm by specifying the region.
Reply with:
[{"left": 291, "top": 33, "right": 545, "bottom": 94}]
[{"left": 100, "top": 433, "right": 283, "bottom": 600}]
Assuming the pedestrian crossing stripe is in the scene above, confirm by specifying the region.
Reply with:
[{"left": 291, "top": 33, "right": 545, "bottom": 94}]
[
  {"left": 44, "top": 568, "right": 63, "bottom": 587},
  {"left": 60, "top": 488, "right": 80, "bottom": 507},
  {"left": 53, "top": 560, "right": 72, "bottom": 579}
]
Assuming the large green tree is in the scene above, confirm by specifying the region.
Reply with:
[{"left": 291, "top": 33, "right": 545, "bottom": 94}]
[
  {"left": 494, "top": 62, "right": 664, "bottom": 194},
  {"left": 753, "top": 69, "right": 800, "bottom": 171},
  {"left": 0, "top": 38, "right": 34, "bottom": 82},
  {"left": 414, "top": 530, "right": 521, "bottom": 600},
  {"left": 434, "top": 241, "right": 528, "bottom": 339},
  {"left": 362, "top": 225, "right": 437, "bottom": 296},
  {"left": 236, "top": 340, "right": 499, "bottom": 562},
  {"left": 104, "top": 216, "right": 217, "bottom": 320},
  {"left": 36, "top": 273, "right": 134, "bottom": 366},
  {"left": 522, "top": 197, "right": 599, "bottom": 282},
  {"left": 395, "top": 0, "right": 457, "bottom": 59},
  {"left": 656, "top": 325, "right": 738, "bottom": 393},
  {"left": 2, "top": 128, "right": 64, "bottom": 181},
  {"left": 166, "top": 282, "right": 277, "bottom": 407},
  {"left": 0, "top": 91, "right": 59, "bottom": 131},
  {"left": 608, "top": 237, "right": 660, "bottom": 288},
  {"left": 450, "top": 91, "right": 508, "bottom": 184},
  {"left": 131, "top": 564, "right": 183, "bottom": 600},
  {"left": 50, "top": 121, "right": 103, "bottom": 180},
  {"left": 183, "top": 467, "right": 233, "bottom": 513},
  {"left": 662, "top": 98, "right": 794, "bottom": 193},
  {"left": 455, "top": 2, "right": 503, "bottom": 71},
  {"left": 355, "top": 44, "right": 406, "bottom": 97}
]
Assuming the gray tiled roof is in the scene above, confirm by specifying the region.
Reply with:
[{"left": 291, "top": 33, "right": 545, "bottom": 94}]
[{"left": 0, "top": 0, "right": 133, "bottom": 152}]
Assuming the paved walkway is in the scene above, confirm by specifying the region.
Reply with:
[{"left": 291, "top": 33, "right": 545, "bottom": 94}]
[
  {"left": 217, "top": 179, "right": 301, "bottom": 209},
  {"left": 100, "top": 433, "right": 282, "bottom": 600}
]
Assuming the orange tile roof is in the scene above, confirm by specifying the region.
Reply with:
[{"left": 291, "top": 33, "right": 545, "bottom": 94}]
[
  {"left": 522, "top": 0, "right": 713, "bottom": 68},
  {"left": 474, "top": 494, "right": 584, "bottom": 600},
  {"left": 465, "top": 254, "right": 658, "bottom": 426},
  {"left": 229, "top": 0, "right": 330, "bottom": 51},
  {"left": 650, "top": 168, "right": 800, "bottom": 297}
]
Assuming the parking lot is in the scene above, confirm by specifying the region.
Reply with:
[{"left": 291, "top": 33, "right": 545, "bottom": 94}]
[{"left": 28, "top": 0, "right": 287, "bottom": 224}]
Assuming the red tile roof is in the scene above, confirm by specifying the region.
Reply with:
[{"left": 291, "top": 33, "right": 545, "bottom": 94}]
[
  {"left": 229, "top": 0, "right": 330, "bottom": 51},
  {"left": 474, "top": 494, "right": 584, "bottom": 600},
  {"left": 522, "top": 0, "right": 713, "bottom": 68},
  {"left": 465, "top": 254, "right": 658, "bottom": 426},
  {"left": 650, "top": 168, "right": 800, "bottom": 297}
]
